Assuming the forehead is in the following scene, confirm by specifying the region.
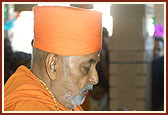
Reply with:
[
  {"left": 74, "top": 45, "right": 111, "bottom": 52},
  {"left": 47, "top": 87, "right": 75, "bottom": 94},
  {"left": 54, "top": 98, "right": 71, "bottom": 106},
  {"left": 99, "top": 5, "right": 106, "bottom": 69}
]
[{"left": 68, "top": 50, "right": 100, "bottom": 63}]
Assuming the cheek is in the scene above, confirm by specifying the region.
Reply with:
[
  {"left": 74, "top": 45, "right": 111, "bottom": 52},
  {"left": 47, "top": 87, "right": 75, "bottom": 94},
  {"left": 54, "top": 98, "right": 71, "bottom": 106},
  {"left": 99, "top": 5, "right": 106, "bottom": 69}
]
[
  {"left": 60, "top": 76, "right": 78, "bottom": 97},
  {"left": 69, "top": 72, "right": 81, "bottom": 88},
  {"left": 69, "top": 71, "right": 89, "bottom": 93},
  {"left": 61, "top": 72, "right": 80, "bottom": 95},
  {"left": 78, "top": 75, "right": 90, "bottom": 92}
]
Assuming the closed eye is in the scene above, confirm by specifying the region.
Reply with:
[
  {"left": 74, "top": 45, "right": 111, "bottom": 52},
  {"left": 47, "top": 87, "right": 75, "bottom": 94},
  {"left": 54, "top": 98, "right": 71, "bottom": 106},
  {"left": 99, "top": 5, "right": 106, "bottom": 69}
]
[{"left": 83, "top": 66, "right": 90, "bottom": 75}]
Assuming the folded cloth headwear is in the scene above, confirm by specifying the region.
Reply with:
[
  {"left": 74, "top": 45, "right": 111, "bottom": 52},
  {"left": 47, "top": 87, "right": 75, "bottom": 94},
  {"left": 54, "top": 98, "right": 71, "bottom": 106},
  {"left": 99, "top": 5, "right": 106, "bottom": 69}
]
[{"left": 33, "top": 6, "right": 102, "bottom": 56}]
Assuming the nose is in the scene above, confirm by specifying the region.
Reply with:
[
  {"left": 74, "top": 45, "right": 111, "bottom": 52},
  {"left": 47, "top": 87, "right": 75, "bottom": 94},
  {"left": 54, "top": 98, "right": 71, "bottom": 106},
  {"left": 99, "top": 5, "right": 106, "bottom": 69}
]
[{"left": 89, "top": 69, "right": 99, "bottom": 85}]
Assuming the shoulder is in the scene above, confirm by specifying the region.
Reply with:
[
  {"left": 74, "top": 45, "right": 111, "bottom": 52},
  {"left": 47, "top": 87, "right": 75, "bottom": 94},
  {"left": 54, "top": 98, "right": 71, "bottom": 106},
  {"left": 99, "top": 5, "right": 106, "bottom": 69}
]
[{"left": 6, "top": 100, "right": 51, "bottom": 111}]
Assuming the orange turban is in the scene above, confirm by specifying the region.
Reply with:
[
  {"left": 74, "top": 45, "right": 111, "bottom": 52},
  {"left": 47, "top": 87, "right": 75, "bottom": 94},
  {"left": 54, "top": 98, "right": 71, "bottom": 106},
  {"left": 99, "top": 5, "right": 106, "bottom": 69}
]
[{"left": 33, "top": 6, "right": 102, "bottom": 56}]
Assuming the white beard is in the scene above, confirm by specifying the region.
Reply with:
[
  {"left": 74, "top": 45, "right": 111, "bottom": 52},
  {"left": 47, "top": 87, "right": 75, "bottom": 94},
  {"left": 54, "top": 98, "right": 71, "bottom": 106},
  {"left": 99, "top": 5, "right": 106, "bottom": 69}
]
[{"left": 65, "top": 83, "right": 93, "bottom": 109}]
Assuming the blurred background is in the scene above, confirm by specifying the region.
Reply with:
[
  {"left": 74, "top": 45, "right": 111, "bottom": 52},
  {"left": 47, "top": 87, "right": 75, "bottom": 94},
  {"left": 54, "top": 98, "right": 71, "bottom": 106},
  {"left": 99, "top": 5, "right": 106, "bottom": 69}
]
[{"left": 3, "top": 3, "right": 165, "bottom": 111}]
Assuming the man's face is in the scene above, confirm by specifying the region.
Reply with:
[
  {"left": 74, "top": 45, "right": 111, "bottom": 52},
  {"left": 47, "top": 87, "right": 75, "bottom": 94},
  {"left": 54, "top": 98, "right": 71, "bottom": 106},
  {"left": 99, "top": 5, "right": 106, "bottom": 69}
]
[{"left": 54, "top": 51, "right": 100, "bottom": 108}]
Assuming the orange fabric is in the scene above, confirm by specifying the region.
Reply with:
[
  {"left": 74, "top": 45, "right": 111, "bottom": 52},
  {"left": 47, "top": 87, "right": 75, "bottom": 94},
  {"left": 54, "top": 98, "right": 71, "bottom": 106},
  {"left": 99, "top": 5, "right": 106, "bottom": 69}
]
[
  {"left": 33, "top": 6, "right": 102, "bottom": 56},
  {"left": 81, "top": 92, "right": 90, "bottom": 111},
  {"left": 4, "top": 65, "right": 83, "bottom": 111}
]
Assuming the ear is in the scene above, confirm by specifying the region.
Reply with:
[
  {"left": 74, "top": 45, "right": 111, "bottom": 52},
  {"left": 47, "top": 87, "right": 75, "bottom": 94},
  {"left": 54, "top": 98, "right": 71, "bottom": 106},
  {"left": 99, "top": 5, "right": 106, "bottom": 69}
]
[{"left": 45, "top": 53, "right": 58, "bottom": 80}]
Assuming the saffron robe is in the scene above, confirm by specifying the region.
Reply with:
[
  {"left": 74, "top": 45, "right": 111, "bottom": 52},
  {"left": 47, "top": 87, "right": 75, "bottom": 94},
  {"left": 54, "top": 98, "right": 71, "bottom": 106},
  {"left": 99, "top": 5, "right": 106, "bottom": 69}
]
[{"left": 4, "top": 65, "right": 83, "bottom": 111}]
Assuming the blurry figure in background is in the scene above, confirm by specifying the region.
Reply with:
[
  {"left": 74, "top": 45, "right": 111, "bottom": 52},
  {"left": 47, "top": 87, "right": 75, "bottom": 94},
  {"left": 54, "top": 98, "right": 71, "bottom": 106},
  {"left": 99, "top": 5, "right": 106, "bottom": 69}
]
[
  {"left": 153, "top": 37, "right": 164, "bottom": 59},
  {"left": 89, "top": 27, "right": 109, "bottom": 111},
  {"left": 4, "top": 38, "right": 13, "bottom": 83},
  {"left": 151, "top": 56, "right": 164, "bottom": 111},
  {"left": 4, "top": 38, "right": 31, "bottom": 84},
  {"left": 151, "top": 24, "right": 164, "bottom": 111}
]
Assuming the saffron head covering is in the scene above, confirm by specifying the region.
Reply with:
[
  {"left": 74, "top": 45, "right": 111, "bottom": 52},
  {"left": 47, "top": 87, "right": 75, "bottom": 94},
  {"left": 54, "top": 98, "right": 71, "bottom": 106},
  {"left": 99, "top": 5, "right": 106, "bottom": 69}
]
[{"left": 33, "top": 6, "right": 102, "bottom": 56}]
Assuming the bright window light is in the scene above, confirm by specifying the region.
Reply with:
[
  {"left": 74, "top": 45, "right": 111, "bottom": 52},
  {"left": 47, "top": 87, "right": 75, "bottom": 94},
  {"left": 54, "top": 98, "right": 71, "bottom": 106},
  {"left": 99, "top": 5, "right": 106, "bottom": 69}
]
[
  {"left": 93, "top": 4, "right": 113, "bottom": 36},
  {"left": 147, "top": 18, "right": 155, "bottom": 36},
  {"left": 12, "top": 11, "right": 34, "bottom": 54}
]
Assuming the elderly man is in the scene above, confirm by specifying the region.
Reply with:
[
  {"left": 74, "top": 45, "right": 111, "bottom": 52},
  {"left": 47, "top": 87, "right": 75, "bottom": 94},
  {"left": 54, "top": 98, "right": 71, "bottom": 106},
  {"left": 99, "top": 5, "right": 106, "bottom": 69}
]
[{"left": 4, "top": 6, "right": 102, "bottom": 111}]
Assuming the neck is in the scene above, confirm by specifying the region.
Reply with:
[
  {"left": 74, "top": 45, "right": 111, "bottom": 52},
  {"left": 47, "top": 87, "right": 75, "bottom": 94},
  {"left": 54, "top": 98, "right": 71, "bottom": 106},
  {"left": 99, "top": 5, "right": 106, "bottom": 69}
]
[
  {"left": 31, "top": 66, "right": 75, "bottom": 110},
  {"left": 31, "top": 65, "right": 51, "bottom": 88}
]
